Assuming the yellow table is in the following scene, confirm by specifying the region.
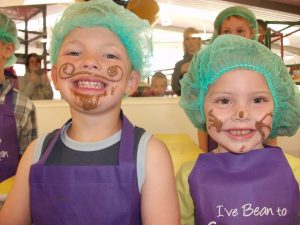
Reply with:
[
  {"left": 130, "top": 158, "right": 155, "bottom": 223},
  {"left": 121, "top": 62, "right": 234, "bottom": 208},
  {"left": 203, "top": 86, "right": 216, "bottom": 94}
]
[
  {"left": 155, "top": 133, "right": 203, "bottom": 174},
  {"left": 0, "top": 176, "right": 14, "bottom": 202}
]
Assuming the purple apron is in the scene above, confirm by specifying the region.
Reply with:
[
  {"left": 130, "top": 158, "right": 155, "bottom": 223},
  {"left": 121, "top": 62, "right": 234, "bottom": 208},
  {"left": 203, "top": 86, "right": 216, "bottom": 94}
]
[
  {"left": 0, "top": 88, "right": 19, "bottom": 182},
  {"left": 207, "top": 136, "right": 217, "bottom": 152},
  {"left": 189, "top": 147, "right": 299, "bottom": 225},
  {"left": 30, "top": 114, "right": 142, "bottom": 225}
]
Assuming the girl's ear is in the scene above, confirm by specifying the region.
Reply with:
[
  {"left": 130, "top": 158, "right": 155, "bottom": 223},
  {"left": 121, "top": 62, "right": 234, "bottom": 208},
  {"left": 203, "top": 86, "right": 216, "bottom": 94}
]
[
  {"left": 126, "top": 70, "right": 141, "bottom": 96},
  {"left": 51, "top": 65, "right": 60, "bottom": 90}
]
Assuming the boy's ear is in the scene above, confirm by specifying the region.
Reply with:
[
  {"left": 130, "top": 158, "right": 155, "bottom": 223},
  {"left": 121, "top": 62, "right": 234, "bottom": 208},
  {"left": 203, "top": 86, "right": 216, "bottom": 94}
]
[
  {"left": 51, "top": 65, "right": 60, "bottom": 90},
  {"left": 3, "top": 43, "right": 15, "bottom": 59},
  {"left": 126, "top": 70, "right": 141, "bottom": 95}
]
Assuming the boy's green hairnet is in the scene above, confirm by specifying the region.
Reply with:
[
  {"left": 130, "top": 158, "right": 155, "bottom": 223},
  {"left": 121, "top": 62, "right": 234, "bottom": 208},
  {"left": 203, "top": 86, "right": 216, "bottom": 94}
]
[
  {"left": 179, "top": 34, "right": 300, "bottom": 138},
  {"left": 0, "top": 12, "right": 20, "bottom": 68},
  {"left": 50, "top": 0, "right": 153, "bottom": 79},
  {"left": 210, "top": 6, "right": 258, "bottom": 43}
]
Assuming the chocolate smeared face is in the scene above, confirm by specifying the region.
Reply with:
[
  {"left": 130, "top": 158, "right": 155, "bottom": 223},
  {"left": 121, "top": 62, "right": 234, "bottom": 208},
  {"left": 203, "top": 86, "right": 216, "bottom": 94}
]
[
  {"left": 204, "top": 69, "right": 274, "bottom": 154},
  {"left": 58, "top": 63, "right": 124, "bottom": 111},
  {"left": 208, "top": 109, "right": 223, "bottom": 132},
  {"left": 255, "top": 112, "right": 273, "bottom": 140},
  {"left": 53, "top": 27, "right": 134, "bottom": 112}
]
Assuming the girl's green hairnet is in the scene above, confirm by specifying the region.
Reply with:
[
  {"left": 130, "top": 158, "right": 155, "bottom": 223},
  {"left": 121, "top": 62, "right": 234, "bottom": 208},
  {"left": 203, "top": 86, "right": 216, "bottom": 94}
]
[
  {"left": 180, "top": 34, "right": 300, "bottom": 138},
  {"left": 210, "top": 6, "right": 258, "bottom": 43},
  {"left": 0, "top": 12, "right": 20, "bottom": 68},
  {"left": 50, "top": 0, "right": 153, "bottom": 79}
]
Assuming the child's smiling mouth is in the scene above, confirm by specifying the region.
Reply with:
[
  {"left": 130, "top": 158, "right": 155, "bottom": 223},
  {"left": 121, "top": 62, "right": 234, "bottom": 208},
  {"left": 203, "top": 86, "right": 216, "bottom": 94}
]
[
  {"left": 75, "top": 79, "right": 107, "bottom": 90},
  {"left": 225, "top": 128, "right": 256, "bottom": 140}
]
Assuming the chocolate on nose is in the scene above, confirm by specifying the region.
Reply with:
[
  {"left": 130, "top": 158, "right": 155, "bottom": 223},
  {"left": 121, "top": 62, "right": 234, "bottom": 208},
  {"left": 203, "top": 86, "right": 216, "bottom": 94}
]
[{"left": 239, "top": 111, "right": 244, "bottom": 118}]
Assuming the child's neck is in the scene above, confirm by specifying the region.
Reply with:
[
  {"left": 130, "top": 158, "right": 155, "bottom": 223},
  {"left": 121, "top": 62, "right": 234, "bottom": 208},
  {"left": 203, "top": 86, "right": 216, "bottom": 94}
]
[{"left": 68, "top": 111, "right": 122, "bottom": 142}]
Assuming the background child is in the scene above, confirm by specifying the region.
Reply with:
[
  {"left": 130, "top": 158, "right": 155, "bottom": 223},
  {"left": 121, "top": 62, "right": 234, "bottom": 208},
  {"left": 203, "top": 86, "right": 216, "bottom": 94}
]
[
  {"left": 257, "top": 19, "right": 267, "bottom": 45},
  {"left": 0, "top": 12, "right": 37, "bottom": 183},
  {"left": 0, "top": 1, "right": 180, "bottom": 224},
  {"left": 19, "top": 53, "right": 53, "bottom": 100},
  {"left": 210, "top": 5, "right": 258, "bottom": 43},
  {"left": 177, "top": 34, "right": 300, "bottom": 225},
  {"left": 142, "top": 71, "right": 168, "bottom": 96},
  {"left": 172, "top": 27, "right": 202, "bottom": 96}
]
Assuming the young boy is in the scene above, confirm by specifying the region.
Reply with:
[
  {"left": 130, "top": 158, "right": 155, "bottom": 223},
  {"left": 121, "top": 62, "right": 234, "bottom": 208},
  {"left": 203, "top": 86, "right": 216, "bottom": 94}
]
[
  {"left": 177, "top": 34, "right": 300, "bottom": 225},
  {"left": 142, "top": 71, "right": 168, "bottom": 97},
  {"left": 0, "top": 12, "right": 37, "bottom": 183},
  {"left": 0, "top": 1, "right": 179, "bottom": 224}
]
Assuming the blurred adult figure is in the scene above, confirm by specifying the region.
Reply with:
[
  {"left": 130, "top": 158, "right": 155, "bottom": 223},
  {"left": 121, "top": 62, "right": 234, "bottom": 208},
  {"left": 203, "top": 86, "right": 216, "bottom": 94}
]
[
  {"left": 19, "top": 53, "right": 53, "bottom": 100},
  {"left": 257, "top": 19, "right": 267, "bottom": 45},
  {"left": 171, "top": 27, "right": 202, "bottom": 96}
]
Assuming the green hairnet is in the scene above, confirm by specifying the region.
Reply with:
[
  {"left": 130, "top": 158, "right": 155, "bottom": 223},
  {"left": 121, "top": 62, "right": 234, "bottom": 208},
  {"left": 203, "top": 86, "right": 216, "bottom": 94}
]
[
  {"left": 0, "top": 12, "right": 20, "bottom": 68},
  {"left": 210, "top": 6, "right": 258, "bottom": 43},
  {"left": 50, "top": 0, "right": 153, "bottom": 79},
  {"left": 180, "top": 34, "right": 300, "bottom": 138}
]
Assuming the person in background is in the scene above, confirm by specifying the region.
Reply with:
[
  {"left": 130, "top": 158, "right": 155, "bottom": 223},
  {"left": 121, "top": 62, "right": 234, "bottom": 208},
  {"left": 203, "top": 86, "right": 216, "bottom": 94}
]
[
  {"left": 171, "top": 27, "right": 202, "bottom": 96},
  {"left": 197, "top": 6, "right": 280, "bottom": 152},
  {"left": 177, "top": 34, "right": 300, "bottom": 225},
  {"left": 4, "top": 66, "right": 18, "bottom": 89},
  {"left": 0, "top": 1, "right": 180, "bottom": 224},
  {"left": 257, "top": 19, "right": 267, "bottom": 45},
  {"left": 209, "top": 5, "right": 258, "bottom": 43},
  {"left": 0, "top": 12, "right": 37, "bottom": 183},
  {"left": 19, "top": 53, "right": 53, "bottom": 100},
  {"left": 142, "top": 71, "right": 168, "bottom": 97}
]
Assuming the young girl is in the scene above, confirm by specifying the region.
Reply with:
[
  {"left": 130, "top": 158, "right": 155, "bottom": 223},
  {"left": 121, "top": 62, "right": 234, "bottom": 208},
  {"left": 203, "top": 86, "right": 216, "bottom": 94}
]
[
  {"left": 0, "top": 1, "right": 180, "bottom": 224},
  {"left": 199, "top": 6, "right": 263, "bottom": 151},
  {"left": 177, "top": 34, "right": 300, "bottom": 225}
]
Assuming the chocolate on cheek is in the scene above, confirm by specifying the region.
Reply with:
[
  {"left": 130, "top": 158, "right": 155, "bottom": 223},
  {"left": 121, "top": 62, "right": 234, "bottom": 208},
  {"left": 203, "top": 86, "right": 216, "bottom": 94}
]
[
  {"left": 255, "top": 112, "right": 273, "bottom": 140},
  {"left": 107, "top": 65, "right": 123, "bottom": 96},
  {"left": 207, "top": 109, "right": 223, "bottom": 132}
]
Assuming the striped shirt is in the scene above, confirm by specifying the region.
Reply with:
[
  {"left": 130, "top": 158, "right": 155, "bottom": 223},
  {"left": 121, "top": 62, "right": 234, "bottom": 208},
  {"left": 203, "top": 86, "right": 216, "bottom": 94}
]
[{"left": 0, "top": 78, "right": 37, "bottom": 154}]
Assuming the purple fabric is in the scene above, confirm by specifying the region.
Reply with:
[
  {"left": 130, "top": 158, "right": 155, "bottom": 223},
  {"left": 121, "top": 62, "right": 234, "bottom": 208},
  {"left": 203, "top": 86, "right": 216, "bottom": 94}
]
[
  {"left": 189, "top": 147, "right": 300, "bottom": 225},
  {"left": 207, "top": 135, "right": 218, "bottom": 152},
  {"left": 0, "top": 88, "right": 19, "bottom": 182},
  {"left": 30, "top": 113, "right": 142, "bottom": 225}
]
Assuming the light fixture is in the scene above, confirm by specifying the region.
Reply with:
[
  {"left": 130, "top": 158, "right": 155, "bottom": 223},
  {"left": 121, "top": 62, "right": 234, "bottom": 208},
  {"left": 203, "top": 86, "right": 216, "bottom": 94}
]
[
  {"left": 283, "top": 37, "right": 290, "bottom": 46},
  {"left": 23, "top": 0, "right": 74, "bottom": 5}
]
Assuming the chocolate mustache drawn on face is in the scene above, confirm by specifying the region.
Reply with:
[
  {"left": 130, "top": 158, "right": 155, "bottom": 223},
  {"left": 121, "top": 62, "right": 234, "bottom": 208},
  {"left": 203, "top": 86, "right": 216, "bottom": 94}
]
[
  {"left": 58, "top": 63, "right": 124, "bottom": 111},
  {"left": 255, "top": 112, "right": 273, "bottom": 140},
  {"left": 58, "top": 63, "right": 123, "bottom": 82},
  {"left": 208, "top": 109, "right": 223, "bottom": 132}
]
